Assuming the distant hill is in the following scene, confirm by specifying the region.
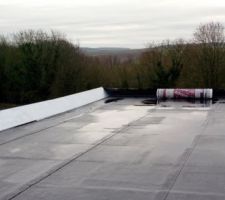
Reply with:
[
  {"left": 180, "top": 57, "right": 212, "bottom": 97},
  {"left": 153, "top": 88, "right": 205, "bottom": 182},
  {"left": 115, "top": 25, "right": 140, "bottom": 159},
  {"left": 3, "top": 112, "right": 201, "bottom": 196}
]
[{"left": 81, "top": 47, "right": 147, "bottom": 57}]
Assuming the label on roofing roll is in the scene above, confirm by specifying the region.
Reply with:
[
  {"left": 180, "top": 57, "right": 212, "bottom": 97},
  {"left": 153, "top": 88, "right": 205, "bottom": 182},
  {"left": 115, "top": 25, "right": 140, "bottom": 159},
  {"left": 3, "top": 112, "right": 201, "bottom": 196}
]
[{"left": 157, "top": 89, "right": 213, "bottom": 99}]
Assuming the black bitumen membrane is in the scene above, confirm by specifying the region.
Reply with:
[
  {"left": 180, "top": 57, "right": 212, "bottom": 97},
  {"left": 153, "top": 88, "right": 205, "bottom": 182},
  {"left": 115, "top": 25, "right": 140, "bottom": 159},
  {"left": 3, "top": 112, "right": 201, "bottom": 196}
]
[{"left": 0, "top": 97, "right": 225, "bottom": 200}]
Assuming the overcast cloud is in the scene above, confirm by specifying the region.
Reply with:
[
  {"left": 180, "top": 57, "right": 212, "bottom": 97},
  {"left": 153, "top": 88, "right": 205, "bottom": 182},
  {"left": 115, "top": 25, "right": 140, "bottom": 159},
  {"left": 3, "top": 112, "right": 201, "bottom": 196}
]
[{"left": 1, "top": 0, "right": 225, "bottom": 48}]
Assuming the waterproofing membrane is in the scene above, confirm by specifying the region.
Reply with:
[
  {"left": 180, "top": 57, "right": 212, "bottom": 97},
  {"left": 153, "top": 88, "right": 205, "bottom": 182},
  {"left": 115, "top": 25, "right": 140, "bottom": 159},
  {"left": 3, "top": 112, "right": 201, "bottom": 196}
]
[{"left": 157, "top": 89, "right": 213, "bottom": 99}]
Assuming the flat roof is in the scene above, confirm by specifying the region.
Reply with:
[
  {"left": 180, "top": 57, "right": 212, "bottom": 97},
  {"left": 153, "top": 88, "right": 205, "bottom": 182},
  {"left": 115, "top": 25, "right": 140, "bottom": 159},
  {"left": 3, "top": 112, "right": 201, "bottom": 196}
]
[{"left": 0, "top": 98, "right": 224, "bottom": 200}]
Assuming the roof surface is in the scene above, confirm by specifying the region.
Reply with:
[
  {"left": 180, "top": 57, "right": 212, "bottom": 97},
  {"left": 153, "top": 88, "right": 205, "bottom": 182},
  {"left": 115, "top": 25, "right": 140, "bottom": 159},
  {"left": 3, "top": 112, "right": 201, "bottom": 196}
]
[{"left": 0, "top": 98, "right": 224, "bottom": 200}]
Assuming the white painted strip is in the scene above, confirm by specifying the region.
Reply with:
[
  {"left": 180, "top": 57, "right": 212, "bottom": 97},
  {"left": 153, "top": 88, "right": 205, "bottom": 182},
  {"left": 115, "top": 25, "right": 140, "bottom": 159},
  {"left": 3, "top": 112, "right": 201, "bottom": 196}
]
[{"left": 0, "top": 87, "right": 108, "bottom": 132}]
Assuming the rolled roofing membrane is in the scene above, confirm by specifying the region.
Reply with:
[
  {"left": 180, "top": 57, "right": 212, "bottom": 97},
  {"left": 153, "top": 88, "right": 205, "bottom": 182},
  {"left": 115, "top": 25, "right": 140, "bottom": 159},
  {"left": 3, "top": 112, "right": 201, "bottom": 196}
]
[{"left": 157, "top": 89, "right": 213, "bottom": 99}]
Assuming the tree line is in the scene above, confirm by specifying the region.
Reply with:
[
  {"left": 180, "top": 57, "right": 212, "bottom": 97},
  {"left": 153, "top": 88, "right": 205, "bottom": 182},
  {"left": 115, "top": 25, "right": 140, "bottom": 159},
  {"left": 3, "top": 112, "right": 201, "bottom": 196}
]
[{"left": 0, "top": 22, "right": 225, "bottom": 105}]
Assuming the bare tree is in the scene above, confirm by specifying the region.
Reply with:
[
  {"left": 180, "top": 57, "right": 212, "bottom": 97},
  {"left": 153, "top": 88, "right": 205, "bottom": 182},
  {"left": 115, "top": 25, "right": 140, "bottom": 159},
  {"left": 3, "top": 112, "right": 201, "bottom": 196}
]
[
  {"left": 194, "top": 22, "right": 224, "bottom": 44},
  {"left": 140, "top": 40, "right": 186, "bottom": 88},
  {"left": 194, "top": 22, "right": 225, "bottom": 88},
  {"left": 165, "top": 39, "right": 186, "bottom": 86}
]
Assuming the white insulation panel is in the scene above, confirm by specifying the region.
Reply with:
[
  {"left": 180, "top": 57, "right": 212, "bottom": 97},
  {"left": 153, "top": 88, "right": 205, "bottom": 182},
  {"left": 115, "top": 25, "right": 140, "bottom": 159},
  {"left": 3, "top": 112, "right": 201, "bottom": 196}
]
[{"left": 0, "top": 87, "right": 108, "bottom": 132}]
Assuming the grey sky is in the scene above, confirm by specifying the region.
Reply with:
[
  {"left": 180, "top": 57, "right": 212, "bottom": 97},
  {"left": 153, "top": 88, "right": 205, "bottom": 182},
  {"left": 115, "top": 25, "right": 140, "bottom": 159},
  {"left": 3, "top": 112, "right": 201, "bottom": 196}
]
[{"left": 1, "top": 0, "right": 225, "bottom": 48}]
